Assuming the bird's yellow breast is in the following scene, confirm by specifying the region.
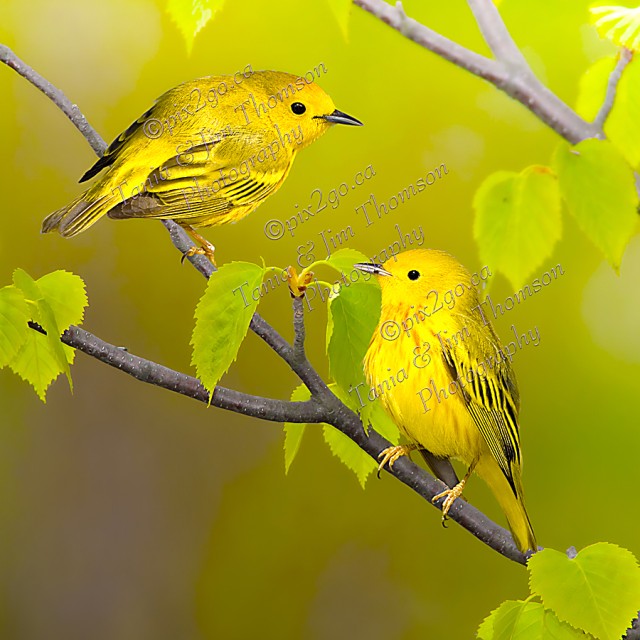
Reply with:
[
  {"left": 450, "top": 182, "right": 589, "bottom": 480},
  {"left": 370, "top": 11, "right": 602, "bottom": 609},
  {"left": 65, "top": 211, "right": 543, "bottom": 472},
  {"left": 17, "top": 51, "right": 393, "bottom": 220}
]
[{"left": 364, "top": 305, "right": 486, "bottom": 465}]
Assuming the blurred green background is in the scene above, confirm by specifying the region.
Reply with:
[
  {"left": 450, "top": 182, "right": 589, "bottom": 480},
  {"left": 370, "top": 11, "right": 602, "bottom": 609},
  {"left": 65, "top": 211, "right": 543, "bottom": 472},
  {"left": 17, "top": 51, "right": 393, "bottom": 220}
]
[{"left": 1, "top": 0, "right": 639, "bottom": 638}]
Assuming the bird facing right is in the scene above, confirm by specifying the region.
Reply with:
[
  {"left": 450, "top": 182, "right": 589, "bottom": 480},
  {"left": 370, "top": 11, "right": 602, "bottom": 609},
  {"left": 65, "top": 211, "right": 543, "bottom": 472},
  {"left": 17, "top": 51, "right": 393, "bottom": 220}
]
[{"left": 356, "top": 249, "right": 536, "bottom": 553}]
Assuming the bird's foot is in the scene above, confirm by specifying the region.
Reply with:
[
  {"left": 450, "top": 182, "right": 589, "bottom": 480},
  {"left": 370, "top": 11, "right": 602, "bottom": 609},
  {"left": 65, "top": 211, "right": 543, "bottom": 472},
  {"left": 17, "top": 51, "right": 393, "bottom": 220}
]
[
  {"left": 432, "top": 480, "right": 467, "bottom": 526},
  {"left": 180, "top": 225, "right": 217, "bottom": 266},
  {"left": 181, "top": 242, "right": 216, "bottom": 266},
  {"left": 377, "top": 444, "right": 417, "bottom": 478}
]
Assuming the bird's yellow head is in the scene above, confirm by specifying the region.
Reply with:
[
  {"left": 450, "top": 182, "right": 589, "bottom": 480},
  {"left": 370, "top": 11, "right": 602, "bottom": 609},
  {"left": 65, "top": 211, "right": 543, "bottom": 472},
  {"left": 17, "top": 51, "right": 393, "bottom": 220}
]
[
  {"left": 355, "top": 249, "right": 478, "bottom": 309},
  {"left": 244, "top": 71, "right": 362, "bottom": 150}
]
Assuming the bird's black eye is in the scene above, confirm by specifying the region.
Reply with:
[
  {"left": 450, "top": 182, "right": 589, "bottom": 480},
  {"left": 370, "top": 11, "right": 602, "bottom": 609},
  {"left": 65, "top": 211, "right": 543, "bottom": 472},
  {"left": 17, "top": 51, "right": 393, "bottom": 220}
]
[
  {"left": 407, "top": 270, "right": 420, "bottom": 281},
  {"left": 291, "top": 102, "right": 306, "bottom": 115}
]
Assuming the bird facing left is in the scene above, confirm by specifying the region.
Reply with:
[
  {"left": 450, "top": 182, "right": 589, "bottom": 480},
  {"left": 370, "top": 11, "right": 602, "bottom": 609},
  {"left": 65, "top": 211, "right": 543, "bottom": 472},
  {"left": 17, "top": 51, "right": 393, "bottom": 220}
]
[{"left": 42, "top": 70, "right": 362, "bottom": 260}]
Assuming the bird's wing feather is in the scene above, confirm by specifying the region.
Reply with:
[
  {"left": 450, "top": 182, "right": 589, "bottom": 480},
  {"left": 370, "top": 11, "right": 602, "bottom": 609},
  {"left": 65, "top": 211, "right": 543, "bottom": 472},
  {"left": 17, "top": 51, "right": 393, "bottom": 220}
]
[
  {"left": 107, "top": 133, "right": 291, "bottom": 223},
  {"left": 80, "top": 104, "right": 159, "bottom": 182},
  {"left": 440, "top": 319, "right": 522, "bottom": 496}
]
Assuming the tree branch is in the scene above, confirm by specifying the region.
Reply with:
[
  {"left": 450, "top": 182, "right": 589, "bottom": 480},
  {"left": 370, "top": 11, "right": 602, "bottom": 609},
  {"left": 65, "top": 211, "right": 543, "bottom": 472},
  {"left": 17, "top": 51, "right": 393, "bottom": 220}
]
[
  {"left": 358, "top": 1, "right": 504, "bottom": 85},
  {"left": 325, "top": 392, "right": 526, "bottom": 564},
  {"left": 30, "top": 322, "right": 324, "bottom": 423},
  {"left": 2, "top": 43, "right": 531, "bottom": 568},
  {"left": 0, "top": 44, "right": 106, "bottom": 156},
  {"left": 594, "top": 47, "right": 633, "bottom": 129},
  {"left": 35, "top": 318, "right": 526, "bottom": 563},
  {"left": 467, "top": 0, "right": 530, "bottom": 70},
  {"left": 354, "top": 0, "right": 601, "bottom": 144}
]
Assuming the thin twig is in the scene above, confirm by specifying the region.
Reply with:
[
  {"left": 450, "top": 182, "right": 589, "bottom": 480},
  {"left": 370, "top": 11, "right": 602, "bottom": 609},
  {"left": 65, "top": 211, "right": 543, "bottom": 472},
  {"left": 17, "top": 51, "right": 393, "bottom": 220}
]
[
  {"left": 594, "top": 47, "right": 633, "bottom": 129},
  {"left": 0, "top": 44, "right": 106, "bottom": 156},
  {"left": 360, "top": 1, "right": 504, "bottom": 84},
  {"left": 292, "top": 297, "right": 306, "bottom": 363},
  {"left": 354, "top": 0, "right": 600, "bottom": 144},
  {"left": 467, "top": 0, "right": 531, "bottom": 71}
]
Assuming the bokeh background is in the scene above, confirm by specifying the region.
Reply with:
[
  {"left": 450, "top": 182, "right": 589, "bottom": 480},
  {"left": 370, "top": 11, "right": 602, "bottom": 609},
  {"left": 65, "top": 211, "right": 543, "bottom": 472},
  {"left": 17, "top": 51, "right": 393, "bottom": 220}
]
[{"left": 1, "top": 1, "right": 639, "bottom": 638}]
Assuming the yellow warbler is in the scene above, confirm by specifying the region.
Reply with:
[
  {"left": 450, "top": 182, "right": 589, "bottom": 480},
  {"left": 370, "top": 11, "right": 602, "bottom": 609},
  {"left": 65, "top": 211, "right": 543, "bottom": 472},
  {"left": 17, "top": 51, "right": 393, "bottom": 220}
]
[
  {"left": 356, "top": 249, "right": 536, "bottom": 553},
  {"left": 43, "top": 70, "right": 362, "bottom": 258}
]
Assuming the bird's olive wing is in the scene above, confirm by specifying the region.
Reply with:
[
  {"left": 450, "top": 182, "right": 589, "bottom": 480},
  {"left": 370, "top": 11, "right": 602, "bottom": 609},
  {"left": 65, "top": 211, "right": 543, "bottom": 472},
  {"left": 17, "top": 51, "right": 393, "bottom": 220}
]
[
  {"left": 80, "top": 104, "right": 159, "bottom": 183},
  {"left": 108, "top": 134, "right": 289, "bottom": 223},
  {"left": 147, "top": 145, "right": 287, "bottom": 218},
  {"left": 440, "top": 335, "right": 522, "bottom": 496}
]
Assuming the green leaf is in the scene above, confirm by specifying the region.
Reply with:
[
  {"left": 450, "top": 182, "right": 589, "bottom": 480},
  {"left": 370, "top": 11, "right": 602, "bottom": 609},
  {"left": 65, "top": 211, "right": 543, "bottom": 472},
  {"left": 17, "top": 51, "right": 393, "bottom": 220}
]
[
  {"left": 323, "top": 423, "right": 375, "bottom": 488},
  {"left": 283, "top": 384, "right": 311, "bottom": 473},
  {"left": 590, "top": 6, "right": 640, "bottom": 52},
  {"left": 36, "top": 298, "right": 73, "bottom": 390},
  {"left": 325, "top": 0, "right": 351, "bottom": 40},
  {"left": 0, "top": 286, "right": 30, "bottom": 368},
  {"left": 326, "top": 282, "right": 381, "bottom": 405},
  {"left": 479, "top": 600, "right": 591, "bottom": 640},
  {"left": 553, "top": 139, "right": 638, "bottom": 270},
  {"left": 283, "top": 381, "right": 377, "bottom": 486},
  {"left": 528, "top": 543, "right": 640, "bottom": 640},
  {"left": 166, "top": 0, "right": 224, "bottom": 54},
  {"left": 12, "top": 268, "right": 42, "bottom": 302},
  {"left": 36, "top": 271, "right": 88, "bottom": 333},
  {"left": 576, "top": 56, "right": 640, "bottom": 170},
  {"left": 322, "top": 383, "right": 376, "bottom": 488},
  {"left": 12, "top": 269, "right": 78, "bottom": 394},
  {"left": 191, "top": 262, "right": 265, "bottom": 400},
  {"left": 473, "top": 166, "right": 562, "bottom": 290},
  {"left": 360, "top": 398, "right": 400, "bottom": 445},
  {"left": 2, "top": 269, "right": 87, "bottom": 401},
  {"left": 323, "top": 248, "right": 373, "bottom": 279},
  {"left": 9, "top": 329, "right": 69, "bottom": 402}
]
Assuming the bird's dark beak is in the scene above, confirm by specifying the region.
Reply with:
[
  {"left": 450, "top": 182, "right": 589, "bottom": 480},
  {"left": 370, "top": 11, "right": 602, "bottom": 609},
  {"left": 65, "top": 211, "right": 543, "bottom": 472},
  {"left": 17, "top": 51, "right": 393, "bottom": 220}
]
[
  {"left": 320, "top": 109, "right": 363, "bottom": 126},
  {"left": 354, "top": 262, "right": 392, "bottom": 276}
]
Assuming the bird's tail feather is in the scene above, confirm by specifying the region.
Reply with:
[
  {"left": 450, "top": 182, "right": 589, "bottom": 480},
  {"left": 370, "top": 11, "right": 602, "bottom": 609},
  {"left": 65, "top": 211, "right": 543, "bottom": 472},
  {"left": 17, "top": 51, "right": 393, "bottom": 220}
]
[
  {"left": 476, "top": 456, "right": 537, "bottom": 554},
  {"left": 42, "top": 192, "right": 113, "bottom": 237}
]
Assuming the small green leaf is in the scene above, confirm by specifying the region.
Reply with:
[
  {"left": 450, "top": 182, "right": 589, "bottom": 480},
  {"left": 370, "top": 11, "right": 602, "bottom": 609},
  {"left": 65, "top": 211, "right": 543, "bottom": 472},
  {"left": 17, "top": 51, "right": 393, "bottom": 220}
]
[
  {"left": 481, "top": 600, "right": 591, "bottom": 640},
  {"left": 0, "top": 286, "right": 30, "bottom": 368},
  {"left": 191, "top": 262, "right": 265, "bottom": 399},
  {"left": 3, "top": 269, "right": 87, "bottom": 401},
  {"left": 10, "top": 330, "right": 67, "bottom": 402},
  {"left": 322, "top": 383, "right": 376, "bottom": 488},
  {"left": 283, "top": 384, "right": 311, "bottom": 473},
  {"left": 12, "top": 268, "right": 42, "bottom": 302},
  {"left": 576, "top": 56, "right": 640, "bottom": 170},
  {"left": 327, "top": 282, "right": 381, "bottom": 401},
  {"left": 166, "top": 0, "right": 224, "bottom": 54},
  {"left": 590, "top": 6, "right": 640, "bottom": 52},
  {"left": 553, "top": 139, "right": 638, "bottom": 270},
  {"left": 477, "top": 601, "right": 502, "bottom": 640},
  {"left": 36, "top": 271, "right": 87, "bottom": 332},
  {"left": 37, "top": 298, "right": 73, "bottom": 391},
  {"left": 323, "top": 423, "right": 375, "bottom": 488},
  {"left": 528, "top": 543, "right": 640, "bottom": 640},
  {"left": 325, "top": 0, "right": 351, "bottom": 40},
  {"left": 323, "top": 248, "right": 373, "bottom": 279},
  {"left": 361, "top": 398, "right": 400, "bottom": 445},
  {"left": 473, "top": 166, "right": 562, "bottom": 290},
  {"left": 12, "top": 269, "right": 74, "bottom": 392},
  {"left": 325, "top": 292, "right": 335, "bottom": 355}
]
